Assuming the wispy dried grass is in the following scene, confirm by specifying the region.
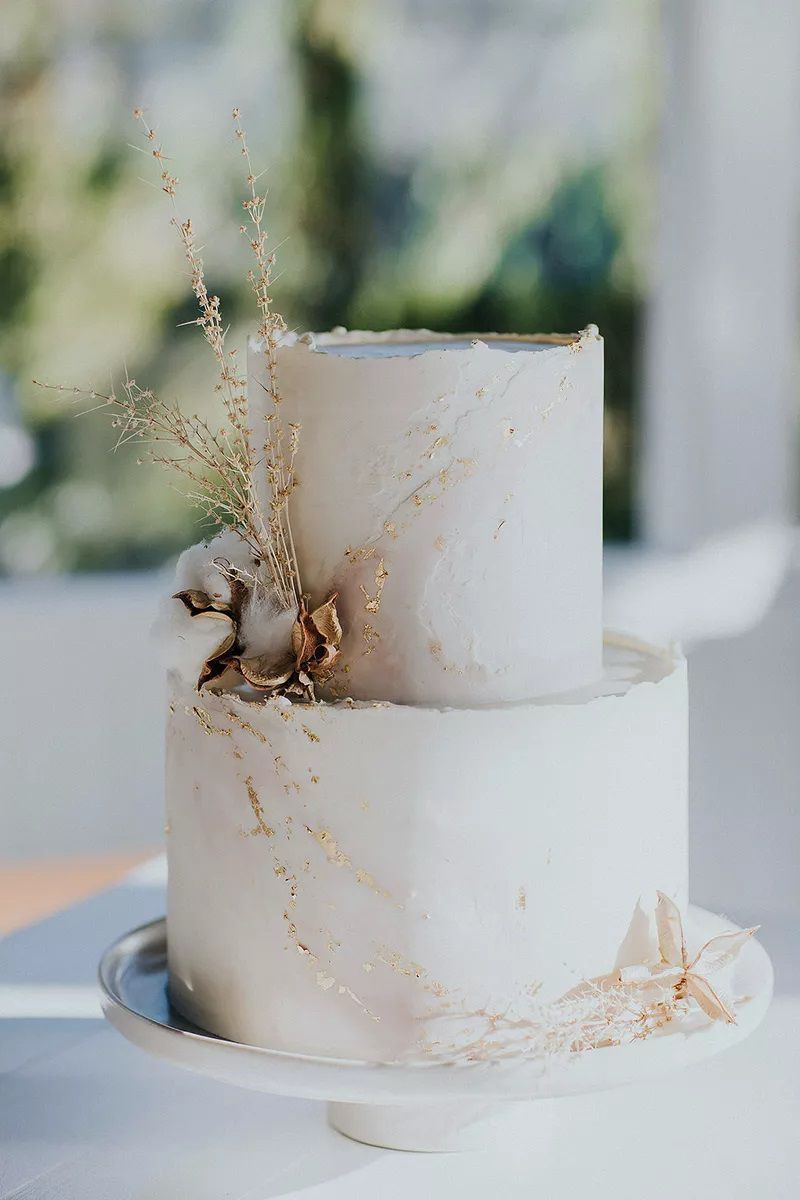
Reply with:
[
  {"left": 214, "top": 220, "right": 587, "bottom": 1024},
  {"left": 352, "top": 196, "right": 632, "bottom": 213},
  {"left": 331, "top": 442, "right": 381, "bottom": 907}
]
[
  {"left": 35, "top": 108, "right": 301, "bottom": 613},
  {"left": 417, "top": 893, "right": 755, "bottom": 1064},
  {"left": 421, "top": 979, "right": 677, "bottom": 1065}
]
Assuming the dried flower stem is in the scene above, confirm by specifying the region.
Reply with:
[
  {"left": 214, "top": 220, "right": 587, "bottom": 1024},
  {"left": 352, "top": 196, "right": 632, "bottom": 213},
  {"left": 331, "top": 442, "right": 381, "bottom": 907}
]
[
  {"left": 33, "top": 376, "right": 271, "bottom": 568},
  {"left": 38, "top": 108, "right": 303, "bottom": 614},
  {"left": 233, "top": 108, "right": 302, "bottom": 607}
]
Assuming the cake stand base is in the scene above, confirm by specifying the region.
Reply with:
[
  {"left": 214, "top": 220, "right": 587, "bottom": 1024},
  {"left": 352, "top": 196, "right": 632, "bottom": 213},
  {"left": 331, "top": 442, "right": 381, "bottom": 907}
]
[
  {"left": 327, "top": 1099, "right": 548, "bottom": 1152},
  {"left": 99, "top": 908, "right": 772, "bottom": 1154}
]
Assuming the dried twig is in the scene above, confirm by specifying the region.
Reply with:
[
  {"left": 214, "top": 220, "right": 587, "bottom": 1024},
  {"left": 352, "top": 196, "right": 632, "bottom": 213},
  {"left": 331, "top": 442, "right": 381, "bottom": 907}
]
[{"left": 36, "top": 108, "right": 302, "bottom": 614}]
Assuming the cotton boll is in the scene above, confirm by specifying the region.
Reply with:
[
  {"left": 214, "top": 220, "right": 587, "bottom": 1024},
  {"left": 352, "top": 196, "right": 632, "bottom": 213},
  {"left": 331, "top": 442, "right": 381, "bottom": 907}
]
[
  {"left": 163, "top": 530, "right": 297, "bottom": 683},
  {"left": 152, "top": 595, "right": 234, "bottom": 686},
  {"left": 173, "top": 542, "right": 219, "bottom": 598},
  {"left": 203, "top": 527, "right": 258, "bottom": 585},
  {"left": 238, "top": 584, "right": 296, "bottom": 660},
  {"left": 174, "top": 529, "right": 257, "bottom": 605}
]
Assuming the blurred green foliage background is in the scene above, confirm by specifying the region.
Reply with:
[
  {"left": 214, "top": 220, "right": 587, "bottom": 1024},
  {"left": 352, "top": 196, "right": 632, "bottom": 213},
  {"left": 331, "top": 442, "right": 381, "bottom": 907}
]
[{"left": 0, "top": 0, "right": 656, "bottom": 575}]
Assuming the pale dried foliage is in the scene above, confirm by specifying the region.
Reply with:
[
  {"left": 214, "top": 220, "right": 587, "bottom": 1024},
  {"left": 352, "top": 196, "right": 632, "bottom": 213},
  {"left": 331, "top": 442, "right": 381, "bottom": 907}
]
[
  {"left": 35, "top": 108, "right": 301, "bottom": 613},
  {"left": 420, "top": 894, "right": 757, "bottom": 1065},
  {"left": 423, "top": 981, "right": 676, "bottom": 1065}
]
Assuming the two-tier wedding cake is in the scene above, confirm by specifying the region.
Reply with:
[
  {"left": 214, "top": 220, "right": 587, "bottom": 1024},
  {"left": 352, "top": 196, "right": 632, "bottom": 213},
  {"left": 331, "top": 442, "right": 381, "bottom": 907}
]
[
  {"left": 43, "top": 112, "right": 764, "bottom": 1149},
  {"left": 164, "top": 327, "right": 702, "bottom": 1063}
]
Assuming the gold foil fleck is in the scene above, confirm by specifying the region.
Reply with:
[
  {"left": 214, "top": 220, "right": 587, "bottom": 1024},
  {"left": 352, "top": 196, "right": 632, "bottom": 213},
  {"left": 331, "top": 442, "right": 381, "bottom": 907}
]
[
  {"left": 245, "top": 776, "right": 275, "bottom": 838},
  {"left": 192, "top": 706, "right": 232, "bottom": 739},
  {"left": 225, "top": 709, "right": 269, "bottom": 744}
]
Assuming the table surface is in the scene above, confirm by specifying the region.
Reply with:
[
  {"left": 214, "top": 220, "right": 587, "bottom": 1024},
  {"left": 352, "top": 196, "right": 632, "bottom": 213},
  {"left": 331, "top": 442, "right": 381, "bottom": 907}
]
[{"left": 1, "top": 860, "right": 797, "bottom": 1200}]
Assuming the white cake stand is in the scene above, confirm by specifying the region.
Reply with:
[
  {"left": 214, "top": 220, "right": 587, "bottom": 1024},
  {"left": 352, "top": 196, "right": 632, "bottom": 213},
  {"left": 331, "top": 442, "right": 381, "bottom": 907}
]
[{"left": 98, "top": 907, "right": 772, "bottom": 1152}]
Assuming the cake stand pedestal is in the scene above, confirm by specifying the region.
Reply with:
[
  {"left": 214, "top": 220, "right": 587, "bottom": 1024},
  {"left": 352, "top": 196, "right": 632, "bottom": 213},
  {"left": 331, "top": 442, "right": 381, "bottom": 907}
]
[
  {"left": 99, "top": 908, "right": 772, "bottom": 1153},
  {"left": 326, "top": 1099, "right": 554, "bottom": 1152}
]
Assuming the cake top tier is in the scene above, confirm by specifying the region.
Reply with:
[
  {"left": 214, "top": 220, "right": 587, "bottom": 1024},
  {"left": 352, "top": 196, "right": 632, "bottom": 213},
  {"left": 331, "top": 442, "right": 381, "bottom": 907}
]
[{"left": 246, "top": 327, "right": 604, "bottom": 707}]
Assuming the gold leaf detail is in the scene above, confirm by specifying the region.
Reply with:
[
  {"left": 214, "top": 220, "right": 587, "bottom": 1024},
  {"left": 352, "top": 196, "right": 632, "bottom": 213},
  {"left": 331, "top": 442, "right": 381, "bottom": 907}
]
[{"left": 245, "top": 776, "right": 274, "bottom": 838}]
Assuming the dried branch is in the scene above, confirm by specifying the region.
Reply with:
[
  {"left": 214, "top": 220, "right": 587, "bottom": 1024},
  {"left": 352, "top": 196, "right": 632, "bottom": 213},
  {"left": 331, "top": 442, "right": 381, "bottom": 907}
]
[
  {"left": 37, "top": 108, "right": 304, "bottom": 615},
  {"left": 233, "top": 107, "right": 302, "bottom": 606}
]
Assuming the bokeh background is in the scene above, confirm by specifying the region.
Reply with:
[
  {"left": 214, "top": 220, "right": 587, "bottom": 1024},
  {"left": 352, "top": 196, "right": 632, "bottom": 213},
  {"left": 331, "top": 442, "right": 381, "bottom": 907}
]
[
  {"left": 1, "top": 0, "right": 653, "bottom": 570},
  {"left": 0, "top": 0, "right": 798, "bottom": 977}
]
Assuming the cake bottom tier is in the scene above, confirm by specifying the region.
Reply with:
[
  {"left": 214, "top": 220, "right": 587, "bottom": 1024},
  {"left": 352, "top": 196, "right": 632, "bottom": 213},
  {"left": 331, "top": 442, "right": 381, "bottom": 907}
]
[{"left": 166, "top": 633, "right": 687, "bottom": 1062}]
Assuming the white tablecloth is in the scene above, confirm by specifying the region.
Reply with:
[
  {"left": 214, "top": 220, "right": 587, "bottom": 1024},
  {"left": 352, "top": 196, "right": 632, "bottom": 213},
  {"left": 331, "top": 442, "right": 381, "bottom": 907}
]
[{"left": 1, "top": 863, "right": 797, "bottom": 1199}]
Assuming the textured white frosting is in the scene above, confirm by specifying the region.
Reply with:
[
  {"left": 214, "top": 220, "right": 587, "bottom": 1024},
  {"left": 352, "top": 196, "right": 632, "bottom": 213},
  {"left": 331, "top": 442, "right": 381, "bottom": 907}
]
[
  {"left": 167, "top": 634, "right": 688, "bottom": 1062},
  {"left": 247, "top": 328, "right": 604, "bottom": 705}
]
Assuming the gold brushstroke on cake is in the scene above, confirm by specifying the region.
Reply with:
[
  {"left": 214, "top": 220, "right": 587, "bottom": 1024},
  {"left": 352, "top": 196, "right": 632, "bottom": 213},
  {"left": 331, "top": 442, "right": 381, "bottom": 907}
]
[
  {"left": 372, "top": 945, "right": 447, "bottom": 1000},
  {"left": 190, "top": 705, "right": 233, "bottom": 739},
  {"left": 344, "top": 544, "right": 377, "bottom": 564},
  {"left": 359, "top": 558, "right": 389, "bottom": 614},
  {"left": 355, "top": 868, "right": 391, "bottom": 900},
  {"left": 429, "top": 640, "right": 463, "bottom": 675},
  {"left": 225, "top": 709, "right": 270, "bottom": 744},
  {"left": 362, "top": 622, "right": 380, "bottom": 653},
  {"left": 282, "top": 911, "right": 380, "bottom": 1022},
  {"left": 269, "top": 854, "right": 297, "bottom": 908},
  {"left": 424, "top": 434, "right": 449, "bottom": 460},
  {"left": 244, "top": 776, "right": 275, "bottom": 838},
  {"left": 304, "top": 824, "right": 395, "bottom": 903},
  {"left": 305, "top": 827, "right": 351, "bottom": 868},
  {"left": 376, "top": 946, "right": 426, "bottom": 981}
]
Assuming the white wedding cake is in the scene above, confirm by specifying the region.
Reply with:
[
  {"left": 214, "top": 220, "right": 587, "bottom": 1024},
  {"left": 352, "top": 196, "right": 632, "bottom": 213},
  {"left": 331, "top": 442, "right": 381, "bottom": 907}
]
[{"left": 164, "top": 328, "right": 696, "bottom": 1062}]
